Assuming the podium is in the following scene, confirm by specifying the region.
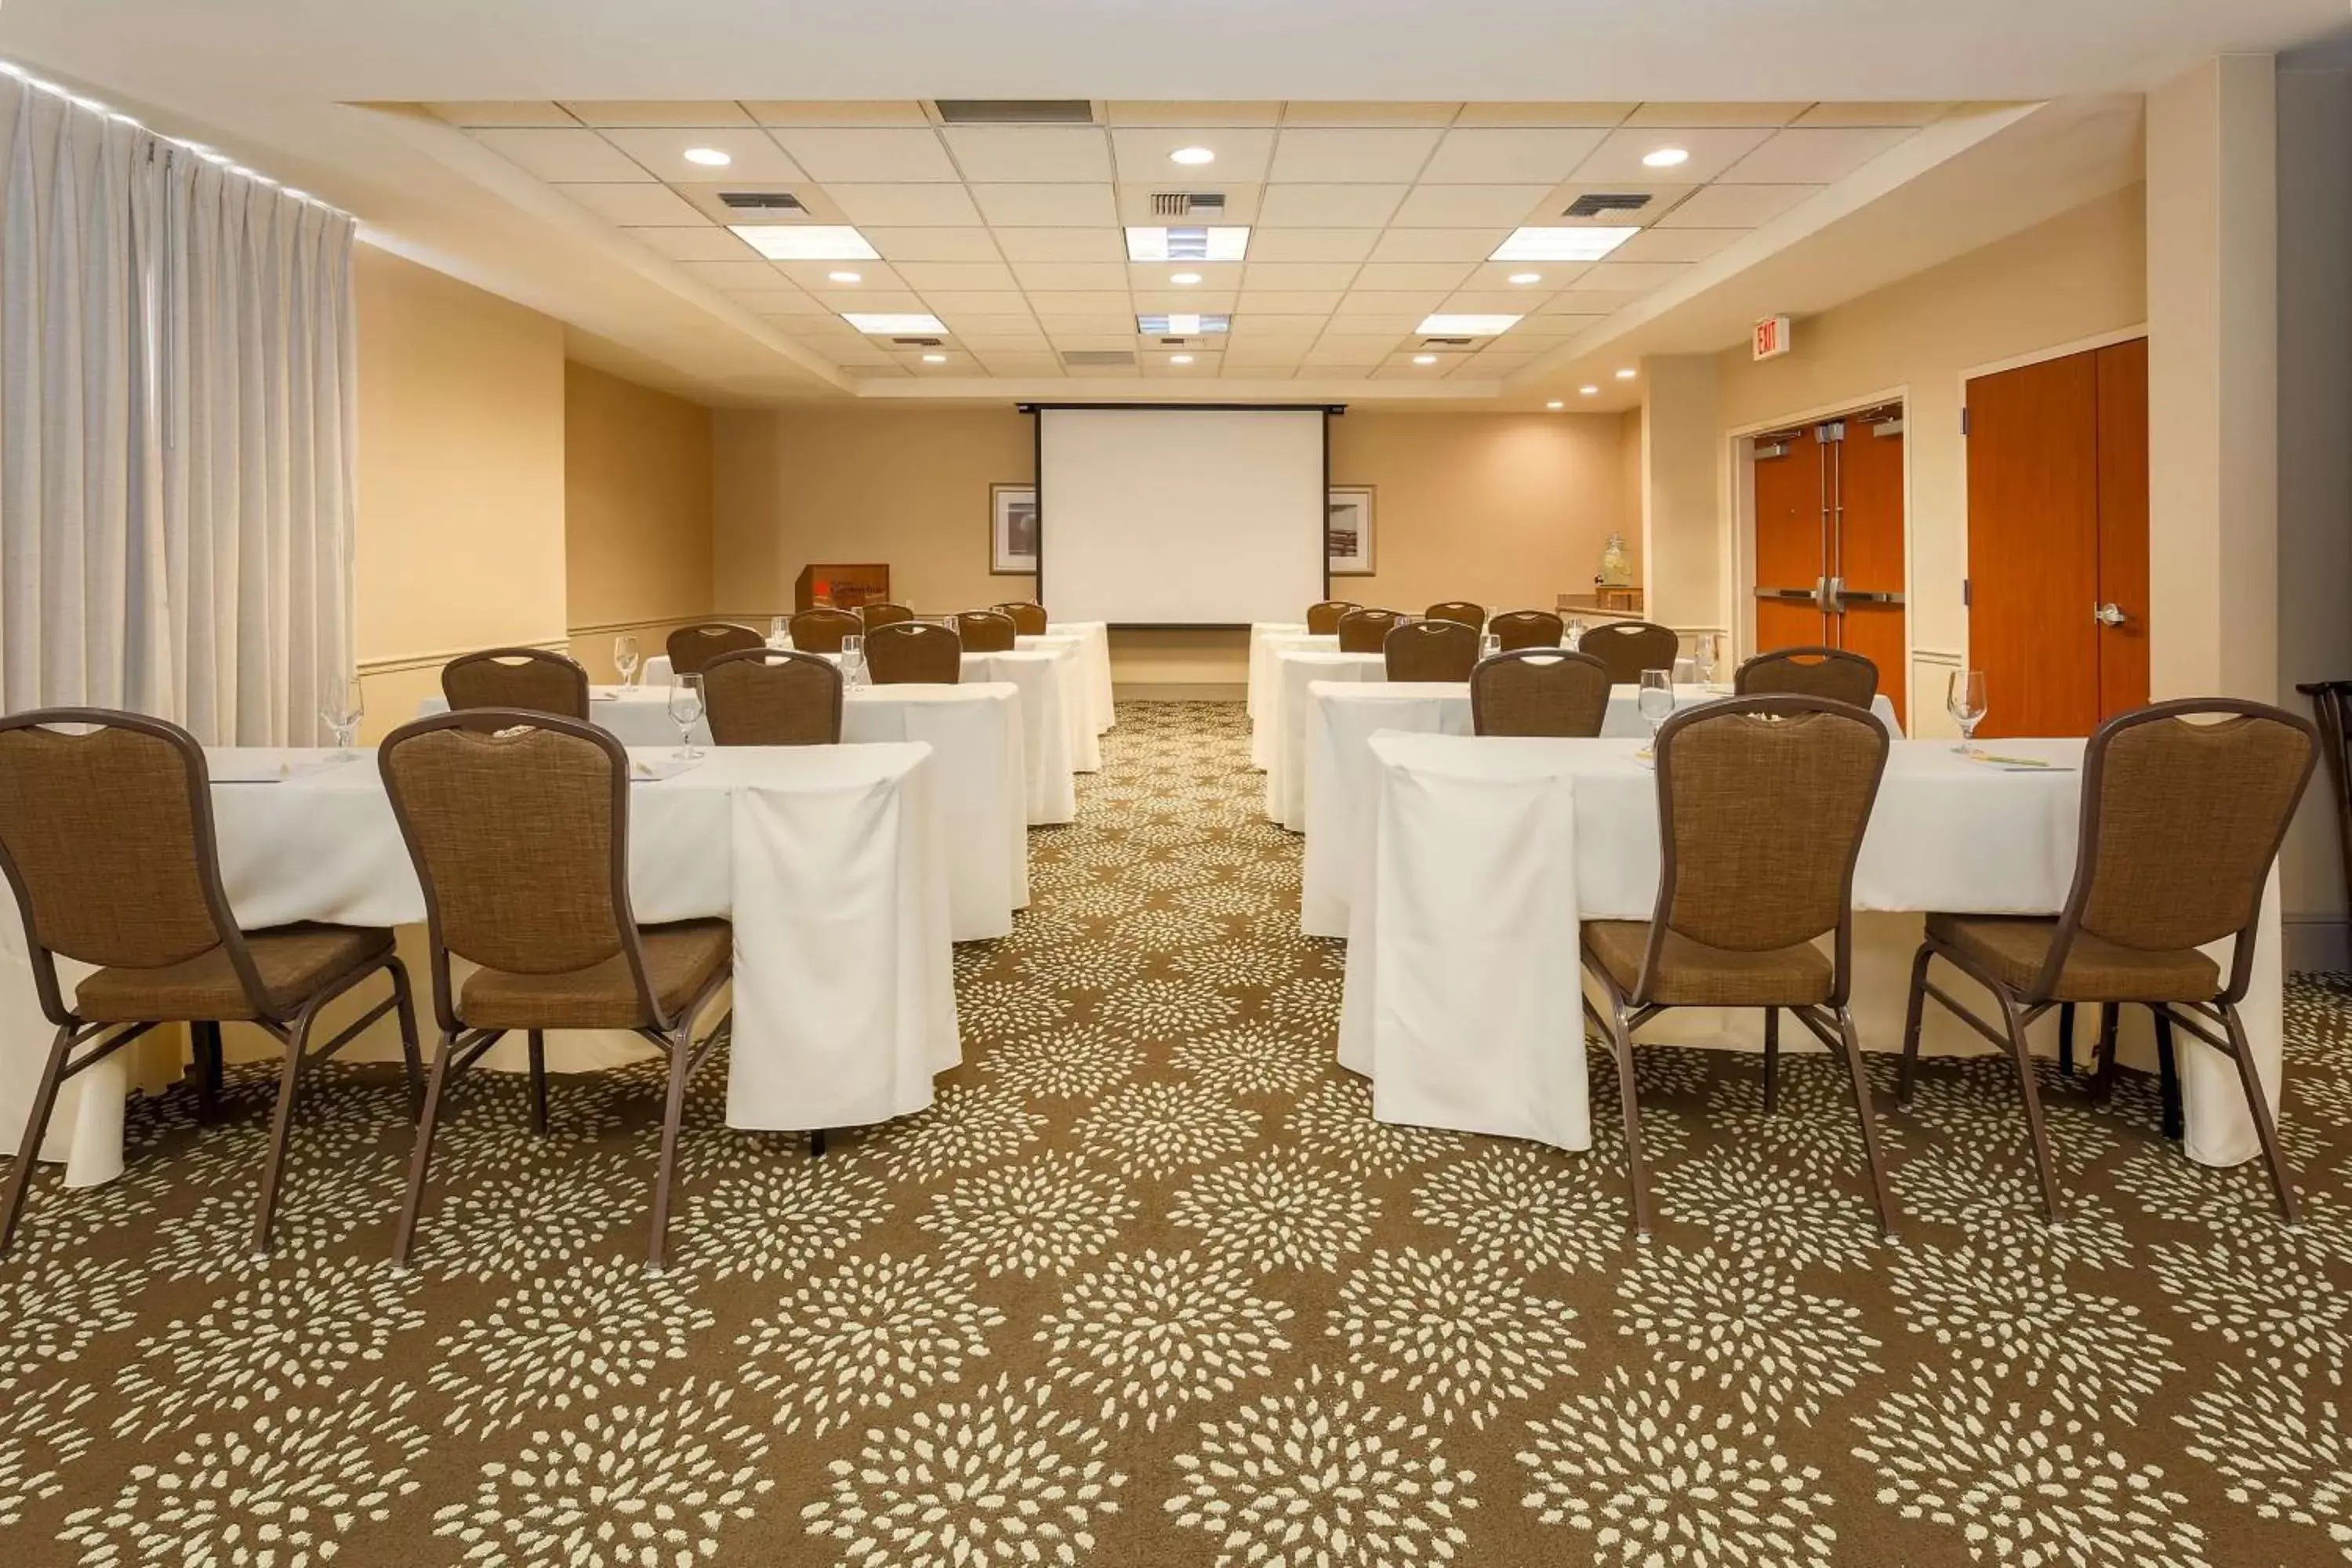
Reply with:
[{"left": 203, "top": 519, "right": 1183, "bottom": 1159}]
[{"left": 796, "top": 564, "right": 890, "bottom": 612}]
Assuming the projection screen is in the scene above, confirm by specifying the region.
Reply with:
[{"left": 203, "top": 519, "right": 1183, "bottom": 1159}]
[{"left": 1035, "top": 406, "right": 1329, "bottom": 626}]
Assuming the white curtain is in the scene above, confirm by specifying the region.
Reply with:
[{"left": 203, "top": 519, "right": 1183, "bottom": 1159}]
[{"left": 0, "top": 74, "right": 354, "bottom": 745}]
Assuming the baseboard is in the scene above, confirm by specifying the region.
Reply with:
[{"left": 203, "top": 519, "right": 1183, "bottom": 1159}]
[
  {"left": 2286, "top": 916, "right": 2350, "bottom": 975},
  {"left": 1115, "top": 682, "right": 1245, "bottom": 702}
]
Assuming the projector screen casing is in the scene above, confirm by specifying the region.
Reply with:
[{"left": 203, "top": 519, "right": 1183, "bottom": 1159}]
[{"left": 1033, "top": 405, "right": 1332, "bottom": 628}]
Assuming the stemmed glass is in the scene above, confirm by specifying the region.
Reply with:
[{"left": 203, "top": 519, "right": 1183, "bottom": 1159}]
[
  {"left": 841, "top": 633, "right": 867, "bottom": 688},
  {"left": 1637, "top": 668, "right": 1676, "bottom": 757},
  {"left": 770, "top": 616, "right": 789, "bottom": 646},
  {"left": 1479, "top": 631, "right": 1500, "bottom": 662},
  {"left": 1566, "top": 616, "right": 1589, "bottom": 648},
  {"left": 1693, "top": 632, "right": 1719, "bottom": 685},
  {"left": 321, "top": 677, "right": 364, "bottom": 760},
  {"left": 1671, "top": 654, "right": 1699, "bottom": 688},
  {"left": 1947, "top": 670, "right": 1988, "bottom": 755},
  {"left": 666, "top": 673, "right": 705, "bottom": 760},
  {"left": 613, "top": 634, "right": 642, "bottom": 689}
]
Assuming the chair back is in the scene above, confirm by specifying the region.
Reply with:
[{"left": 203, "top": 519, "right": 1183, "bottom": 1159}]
[
  {"left": 441, "top": 648, "right": 590, "bottom": 720},
  {"left": 1471, "top": 649, "right": 1611, "bottom": 737},
  {"left": 1577, "top": 620, "right": 1682, "bottom": 684},
  {"left": 860, "top": 602, "right": 915, "bottom": 629},
  {"left": 1306, "top": 601, "right": 1358, "bottom": 635},
  {"left": 1649, "top": 697, "right": 1889, "bottom": 996},
  {"left": 1336, "top": 608, "right": 1404, "bottom": 654},
  {"left": 0, "top": 710, "right": 264, "bottom": 1022},
  {"left": 1424, "top": 601, "right": 1485, "bottom": 629},
  {"left": 866, "top": 620, "right": 963, "bottom": 684},
  {"left": 2049, "top": 700, "right": 2318, "bottom": 998},
  {"left": 665, "top": 622, "right": 764, "bottom": 676},
  {"left": 788, "top": 608, "right": 863, "bottom": 653},
  {"left": 956, "top": 611, "right": 1018, "bottom": 653},
  {"left": 1488, "top": 610, "right": 1564, "bottom": 651},
  {"left": 1735, "top": 645, "right": 1879, "bottom": 708},
  {"left": 704, "top": 648, "right": 844, "bottom": 746},
  {"left": 993, "top": 602, "right": 1049, "bottom": 635},
  {"left": 1384, "top": 619, "right": 1479, "bottom": 681}
]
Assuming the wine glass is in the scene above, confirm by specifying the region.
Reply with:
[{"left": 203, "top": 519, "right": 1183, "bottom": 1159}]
[
  {"left": 841, "top": 633, "right": 866, "bottom": 688},
  {"left": 1947, "top": 670, "right": 1988, "bottom": 755},
  {"left": 320, "top": 677, "right": 364, "bottom": 759},
  {"left": 613, "top": 634, "right": 641, "bottom": 690},
  {"left": 1479, "top": 632, "right": 1501, "bottom": 662},
  {"left": 769, "top": 616, "right": 789, "bottom": 646},
  {"left": 1566, "top": 616, "right": 1589, "bottom": 648},
  {"left": 1637, "top": 668, "right": 1676, "bottom": 752},
  {"left": 1693, "top": 632, "right": 1719, "bottom": 685},
  {"left": 1671, "top": 655, "right": 1699, "bottom": 688},
  {"left": 666, "top": 673, "right": 705, "bottom": 760}
]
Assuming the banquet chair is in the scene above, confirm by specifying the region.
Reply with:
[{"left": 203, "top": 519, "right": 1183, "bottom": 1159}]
[
  {"left": 1425, "top": 601, "right": 1486, "bottom": 629},
  {"left": 1471, "top": 648, "right": 1611, "bottom": 737},
  {"left": 1384, "top": 619, "right": 1480, "bottom": 681},
  {"left": 956, "top": 611, "right": 1018, "bottom": 652},
  {"left": 1899, "top": 699, "right": 2318, "bottom": 1224},
  {"left": 1488, "top": 610, "right": 1565, "bottom": 651},
  {"left": 1736, "top": 646, "right": 1880, "bottom": 708},
  {"left": 1306, "top": 601, "right": 1358, "bottom": 635},
  {"left": 704, "top": 648, "right": 844, "bottom": 746},
  {"left": 788, "top": 608, "right": 862, "bottom": 653},
  {"left": 1576, "top": 620, "right": 1682, "bottom": 684},
  {"left": 665, "top": 622, "right": 764, "bottom": 676},
  {"left": 1582, "top": 697, "right": 1896, "bottom": 1238},
  {"left": 993, "top": 601, "right": 1049, "bottom": 635},
  {"left": 866, "top": 620, "right": 963, "bottom": 684},
  {"left": 859, "top": 602, "right": 915, "bottom": 629},
  {"left": 0, "top": 710, "right": 419, "bottom": 1260},
  {"left": 378, "top": 710, "right": 735, "bottom": 1269},
  {"left": 441, "top": 648, "right": 590, "bottom": 720},
  {"left": 1336, "top": 608, "right": 1404, "bottom": 654}
]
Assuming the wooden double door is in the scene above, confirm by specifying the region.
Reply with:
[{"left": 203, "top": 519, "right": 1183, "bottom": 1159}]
[
  {"left": 1963, "top": 338, "right": 2149, "bottom": 738},
  {"left": 1751, "top": 405, "right": 1908, "bottom": 728}
]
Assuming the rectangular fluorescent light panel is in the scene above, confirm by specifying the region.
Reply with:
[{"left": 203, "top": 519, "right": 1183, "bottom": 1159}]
[
  {"left": 844, "top": 313, "right": 948, "bottom": 334},
  {"left": 728, "top": 224, "right": 880, "bottom": 261},
  {"left": 1125, "top": 226, "right": 1250, "bottom": 262},
  {"left": 1137, "top": 314, "right": 1231, "bottom": 335},
  {"left": 1415, "top": 314, "right": 1522, "bottom": 336},
  {"left": 1488, "top": 226, "right": 1639, "bottom": 262}
]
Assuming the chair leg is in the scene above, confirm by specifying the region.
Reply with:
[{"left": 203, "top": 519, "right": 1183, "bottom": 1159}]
[
  {"left": 2220, "top": 1004, "right": 2298, "bottom": 1223},
  {"left": 1833, "top": 1007, "right": 1899, "bottom": 1239},
  {"left": 2155, "top": 1011, "right": 2183, "bottom": 1141},
  {"left": 1897, "top": 944, "right": 1933, "bottom": 1105},
  {"left": 810, "top": 1129, "right": 827, "bottom": 1157},
  {"left": 2093, "top": 1004, "right": 2118, "bottom": 1092},
  {"left": 1762, "top": 1007, "right": 1780, "bottom": 1115},
  {"left": 1994, "top": 989, "right": 2067, "bottom": 1224},
  {"left": 528, "top": 1030, "right": 549, "bottom": 1136},
  {"left": 250, "top": 1016, "right": 316, "bottom": 1257},
  {"left": 2091, "top": 1004, "right": 2124, "bottom": 1104},
  {"left": 392, "top": 1030, "right": 459, "bottom": 1268},
  {"left": 192, "top": 1021, "right": 226, "bottom": 1121},
  {"left": 2057, "top": 1003, "right": 2076, "bottom": 1078},
  {"left": 0, "top": 1023, "right": 78, "bottom": 1258},
  {"left": 647, "top": 1031, "right": 694, "bottom": 1269},
  {"left": 1606, "top": 1004, "right": 1653, "bottom": 1237},
  {"left": 387, "top": 960, "right": 424, "bottom": 1123}
]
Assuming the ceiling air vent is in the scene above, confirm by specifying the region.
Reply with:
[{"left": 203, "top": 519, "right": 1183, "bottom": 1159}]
[
  {"left": 890, "top": 336, "right": 945, "bottom": 348},
  {"left": 934, "top": 99, "right": 1094, "bottom": 125},
  {"left": 719, "top": 191, "right": 806, "bottom": 212},
  {"left": 1149, "top": 191, "right": 1227, "bottom": 218},
  {"left": 1564, "top": 192, "right": 1652, "bottom": 219},
  {"left": 1418, "top": 336, "right": 1474, "bottom": 348},
  {"left": 1062, "top": 350, "right": 1137, "bottom": 367}
]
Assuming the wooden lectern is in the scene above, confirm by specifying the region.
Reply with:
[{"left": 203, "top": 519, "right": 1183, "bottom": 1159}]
[{"left": 796, "top": 564, "right": 890, "bottom": 612}]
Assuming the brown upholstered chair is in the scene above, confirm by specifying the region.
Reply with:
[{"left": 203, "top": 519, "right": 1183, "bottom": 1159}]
[
  {"left": 788, "top": 608, "right": 863, "bottom": 654},
  {"left": 1736, "top": 646, "right": 1880, "bottom": 708},
  {"left": 860, "top": 602, "right": 915, "bottom": 629},
  {"left": 441, "top": 648, "right": 590, "bottom": 720},
  {"left": 703, "top": 648, "right": 844, "bottom": 746},
  {"left": 1425, "top": 601, "right": 1485, "bottom": 629},
  {"left": 1384, "top": 619, "right": 1479, "bottom": 681},
  {"left": 1306, "top": 601, "right": 1358, "bottom": 635},
  {"left": 1335, "top": 608, "right": 1404, "bottom": 654},
  {"left": 665, "top": 622, "right": 764, "bottom": 676},
  {"left": 1471, "top": 648, "right": 1612, "bottom": 737},
  {"left": 1488, "top": 610, "right": 1565, "bottom": 652},
  {"left": 1582, "top": 697, "right": 1896, "bottom": 1237},
  {"left": 866, "top": 620, "right": 963, "bottom": 684},
  {"left": 993, "top": 602, "right": 1049, "bottom": 635},
  {"left": 956, "top": 611, "right": 1018, "bottom": 653},
  {"left": 1576, "top": 620, "right": 1682, "bottom": 684},
  {"left": 378, "top": 711, "right": 736, "bottom": 1269},
  {"left": 0, "top": 710, "right": 419, "bottom": 1258},
  {"left": 1900, "top": 699, "right": 2318, "bottom": 1224}
]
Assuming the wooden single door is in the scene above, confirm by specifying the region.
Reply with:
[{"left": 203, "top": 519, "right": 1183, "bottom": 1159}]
[
  {"left": 1836, "top": 416, "right": 1908, "bottom": 730},
  {"left": 1752, "top": 426, "right": 1828, "bottom": 650},
  {"left": 2093, "top": 339, "right": 2151, "bottom": 717}
]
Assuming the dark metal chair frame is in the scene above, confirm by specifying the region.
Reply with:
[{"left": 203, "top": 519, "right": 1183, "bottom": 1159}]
[
  {"left": 1469, "top": 647, "right": 1612, "bottom": 737},
  {"left": 788, "top": 608, "right": 864, "bottom": 654},
  {"left": 702, "top": 647, "right": 845, "bottom": 746},
  {"left": 860, "top": 603, "right": 916, "bottom": 629},
  {"left": 440, "top": 647, "right": 590, "bottom": 720},
  {"left": 865, "top": 620, "right": 964, "bottom": 684},
  {"left": 1383, "top": 618, "right": 1480, "bottom": 682},
  {"left": 956, "top": 610, "right": 1018, "bottom": 653},
  {"left": 993, "top": 602, "right": 1049, "bottom": 635},
  {"left": 665, "top": 622, "right": 765, "bottom": 676},
  {"left": 1487, "top": 610, "right": 1565, "bottom": 652},
  {"left": 1734, "top": 645, "right": 1880, "bottom": 706},
  {"left": 1423, "top": 601, "right": 1486, "bottom": 629},
  {"left": 1577, "top": 620, "right": 1682, "bottom": 685},
  {"left": 1306, "top": 601, "right": 1359, "bottom": 635},
  {"left": 1335, "top": 608, "right": 1404, "bottom": 655}
]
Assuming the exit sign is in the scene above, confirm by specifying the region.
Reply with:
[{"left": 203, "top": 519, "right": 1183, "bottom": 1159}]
[{"left": 1753, "top": 315, "right": 1794, "bottom": 361}]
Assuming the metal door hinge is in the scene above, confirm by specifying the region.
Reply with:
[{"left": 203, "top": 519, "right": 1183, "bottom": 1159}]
[{"left": 1961, "top": 408, "right": 1972, "bottom": 437}]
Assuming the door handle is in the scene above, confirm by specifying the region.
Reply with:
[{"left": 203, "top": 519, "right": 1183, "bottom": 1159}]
[
  {"left": 1824, "top": 575, "right": 1846, "bottom": 615},
  {"left": 2095, "top": 602, "right": 2128, "bottom": 627}
]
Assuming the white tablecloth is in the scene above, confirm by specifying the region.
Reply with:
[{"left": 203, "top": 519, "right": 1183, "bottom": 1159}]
[
  {"left": 1335, "top": 732, "right": 2281, "bottom": 1170},
  {"left": 1299, "top": 683, "right": 1904, "bottom": 935},
  {"left": 1047, "top": 622, "right": 1116, "bottom": 735},
  {"left": 1263, "top": 650, "right": 1387, "bottom": 825},
  {"left": 1247, "top": 626, "right": 1329, "bottom": 767},
  {"left": 1, "top": 745, "right": 962, "bottom": 1186},
  {"left": 418, "top": 684, "right": 1029, "bottom": 942}
]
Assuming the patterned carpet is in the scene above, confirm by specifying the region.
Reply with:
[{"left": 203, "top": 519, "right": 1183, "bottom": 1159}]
[{"left": 4, "top": 700, "right": 2352, "bottom": 1566}]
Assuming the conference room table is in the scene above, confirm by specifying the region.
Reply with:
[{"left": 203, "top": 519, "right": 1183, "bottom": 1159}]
[
  {"left": 416, "top": 682, "right": 1029, "bottom": 941},
  {"left": 0, "top": 743, "right": 962, "bottom": 1189},
  {"left": 1298, "top": 681, "right": 1904, "bottom": 931},
  {"left": 1336, "top": 731, "right": 2283, "bottom": 1172}
]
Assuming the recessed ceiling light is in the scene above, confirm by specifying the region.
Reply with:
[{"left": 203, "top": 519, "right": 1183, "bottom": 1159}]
[
  {"left": 1170, "top": 146, "right": 1216, "bottom": 166},
  {"left": 684, "top": 147, "right": 732, "bottom": 167},
  {"left": 1642, "top": 147, "right": 1692, "bottom": 169},
  {"left": 1170, "top": 271, "right": 1203, "bottom": 286},
  {"left": 827, "top": 270, "right": 862, "bottom": 283},
  {"left": 1580, "top": 385, "right": 1600, "bottom": 396},
  {"left": 1490, "top": 227, "right": 1639, "bottom": 263},
  {"left": 1507, "top": 272, "right": 1543, "bottom": 285},
  {"left": 1546, "top": 400, "right": 1565, "bottom": 410},
  {"left": 920, "top": 353, "right": 948, "bottom": 363},
  {"left": 1127, "top": 226, "right": 1250, "bottom": 263},
  {"left": 730, "top": 224, "right": 880, "bottom": 261},
  {"left": 1616, "top": 368, "right": 1638, "bottom": 379},
  {"left": 1416, "top": 314, "right": 1522, "bottom": 336},
  {"left": 1170, "top": 354, "right": 1195, "bottom": 365},
  {"left": 843, "top": 312, "right": 948, "bottom": 334},
  {"left": 1412, "top": 354, "right": 1439, "bottom": 365}
]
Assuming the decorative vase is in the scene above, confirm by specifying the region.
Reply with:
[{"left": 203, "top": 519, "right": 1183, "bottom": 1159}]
[{"left": 1598, "top": 532, "right": 1632, "bottom": 588}]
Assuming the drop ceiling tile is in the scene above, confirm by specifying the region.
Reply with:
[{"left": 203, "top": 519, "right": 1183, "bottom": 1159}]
[
  {"left": 938, "top": 318, "right": 1046, "bottom": 342},
  {"left": 560, "top": 101, "right": 755, "bottom": 128},
  {"left": 601, "top": 128, "right": 803, "bottom": 183},
  {"left": 939, "top": 126, "right": 1115, "bottom": 183},
  {"left": 991, "top": 227, "right": 1126, "bottom": 262},
  {"left": 1368, "top": 228, "right": 1511, "bottom": 263},
  {"left": 844, "top": 363, "right": 912, "bottom": 377},
  {"left": 826, "top": 184, "right": 984, "bottom": 226},
  {"left": 1225, "top": 315, "right": 1332, "bottom": 339},
  {"left": 1114, "top": 183, "right": 1263, "bottom": 225},
  {"left": 1454, "top": 103, "right": 1638, "bottom": 128},
  {"left": 1436, "top": 289, "right": 1551, "bottom": 314},
  {"left": 430, "top": 102, "right": 577, "bottom": 128},
  {"left": 1305, "top": 335, "right": 1407, "bottom": 362},
  {"left": 1231, "top": 289, "right": 1345, "bottom": 314},
  {"left": 1379, "top": 351, "right": 1469, "bottom": 375},
  {"left": 1107, "top": 126, "right": 1277, "bottom": 183},
  {"left": 1571, "top": 126, "right": 1775, "bottom": 183},
  {"left": 1041, "top": 332, "right": 1135, "bottom": 350},
  {"left": 816, "top": 291, "right": 932, "bottom": 315},
  {"left": 774, "top": 260, "right": 908, "bottom": 291},
  {"left": 744, "top": 101, "right": 932, "bottom": 127},
  {"left": 1105, "top": 101, "right": 1285, "bottom": 126},
  {"left": 1257, "top": 184, "right": 1406, "bottom": 227},
  {"left": 1298, "top": 366, "right": 1377, "bottom": 382},
  {"left": 971, "top": 183, "right": 1119, "bottom": 226},
  {"left": 471, "top": 129, "right": 650, "bottom": 183},
  {"left": 673, "top": 185, "right": 850, "bottom": 226},
  {"left": 1269, "top": 127, "right": 1444, "bottom": 183},
  {"left": 1223, "top": 341, "right": 1308, "bottom": 366},
  {"left": 1142, "top": 350, "right": 1222, "bottom": 373},
  {"left": 1461, "top": 260, "right": 1588, "bottom": 289},
  {"left": 558, "top": 183, "right": 706, "bottom": 225},
  {"left": 1795, "top": 101, "right": 1953, "bottom": 128},
  {"left": 1720, "top": 127, "right": 1915, "bottom": 184},
  {"left": 1125, "top": 260, "right": 1243, "bottom": 291},
  {"left": 1565, "top": 266, "right": 1677, "bottom": 293},
  {"left": 1064, "top": 361, "right": 1144, "bottom": 377},
  {"left": 956, "top": 332, "right": 1051, "bottom": 350},
  {"left": 742, "top": 291, "right": 835, "bottom": 318},
  {"left": 1530, "top": 181, "right": 1696, "bottom": 226},
  {"left": 859, "top": 227, "right": 1003, "bottom": 261},
  {"left": 1537, "top": 288, "right": 1643, "bottom": 313},
  {"left": 1332, "top": 290, "right": 1449, "bottom": 317},
  {"left": 1390, "top": 184, "right": 1557, "bottom": 227},
  {"left": 1243, "top": 228, "right": 1380, "bottom": 263},
  {"left": 1467, "top": 350, "right": 1542, "bottom": 370},
  {"left": 1656, "top": 183, "right": 1818, "bottom": 228},
  {"left": 1010, "top": 261, "right": 1130, "bottom": 292},
  {"left": 768, "top": 127, "right": 959, "bottom": 182},
  {"left": 1348, "top": 261, "right": 1476, "bottom": 291},
  {"left": 1131, "top": 289, "right": 1239, "bottom": 314},
  {"left": 1240, "top": 261, "right": 1362, "bottom": 291},
  {"left": 1283, "top": 103, "right": 1461, "bottom": 126},
  {"left": 891, "top": 260, "right": 1021, "bottom": 291},
  {"left": 1509, "top": 314, "right": 1606, "bottom": 337},
  {"left": 1419, "top": 129, "right": 1610, "bottom": 183},
  {"left": 1610, "top": 227, "right": 1744, "bottom": 263},
  {"left": 1624, "top": 103, "right": 1811, "bottom": 127},
  {"left": 977, "top": 354, "right": 1064, "bottom": 375},
  {"left": 627, "top": 227, "right": 761, "bottom": 263},
  {"left": 920, "top": 292, "right": 1040, "bottom": 319}
]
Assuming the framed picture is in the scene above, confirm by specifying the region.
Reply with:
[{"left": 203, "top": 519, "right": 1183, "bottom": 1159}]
[
  {"left": 1327, "top": 486, "right": 1375, "bottom": 576},
  {"left": 991, "top": 484, "right": 1038, "bottom": 575}
]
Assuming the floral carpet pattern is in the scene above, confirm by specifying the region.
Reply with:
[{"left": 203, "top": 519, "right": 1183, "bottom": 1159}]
[{"left": 5, "top": 700, "right": 2352, "bottom": 1565}]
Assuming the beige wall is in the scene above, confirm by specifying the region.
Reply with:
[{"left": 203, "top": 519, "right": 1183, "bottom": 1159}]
[
  {"left": 565, "top": 361, "right": 715, "bottom": 681},
  {"left": 354, "top": 245, "right": 568, "bottom": 731}
]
